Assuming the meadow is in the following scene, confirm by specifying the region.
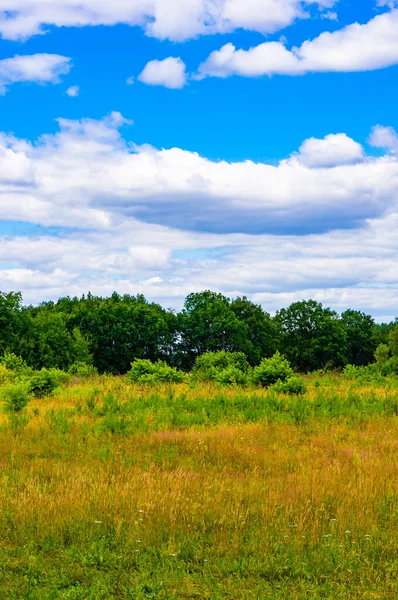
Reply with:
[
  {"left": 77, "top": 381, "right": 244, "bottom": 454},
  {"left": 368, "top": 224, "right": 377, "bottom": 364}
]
[{"left": 0, "top": 374, "right": 397, "bottom": 599}]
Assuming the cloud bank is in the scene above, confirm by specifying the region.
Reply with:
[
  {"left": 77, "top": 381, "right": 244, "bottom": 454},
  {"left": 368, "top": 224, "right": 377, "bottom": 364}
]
[
  {"left": 0, "top": 113, "right": 397, "bottom": 319},
  {"left": 0, "top": 0, "right": 337, "bottom": 41}
]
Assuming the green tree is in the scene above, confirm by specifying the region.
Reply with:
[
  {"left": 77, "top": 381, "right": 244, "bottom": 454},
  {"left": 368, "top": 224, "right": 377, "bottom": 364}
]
[
  {"left": 25, "top": 311, "right": 78, "bottom": 370},
  {"left": 178, "top": 291, "right": 249, "bottom": 368},
  {"left": 230, "top": 296, "right": 280, "bottom": 364},
  {"left": 64, "top": 293, "right": 177, "bottom": 374},
  {"left": 0, "top": 292, "right": 27, "bottom": 356},
  {"left": 275, "top": 300, "right": 347, "bottom": 372},
  {"left": 389, "top": 323, "right": 398, "bottom": 357},
  {"left": 340, "top": 309, "right": 376, "bottom": 366}
]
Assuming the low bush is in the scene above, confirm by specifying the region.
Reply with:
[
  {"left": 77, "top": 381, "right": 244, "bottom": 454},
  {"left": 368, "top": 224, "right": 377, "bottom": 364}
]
[
  {"left": 128, "top": 359, "right": 185, "bottom": 384},
  {"left": 69, "top": 362, "right": 99, "bottom": 378},
  {"left": 28, "top": 368, "right": 60, "bottom": 397},
  {"left": 252, "top": 352, "right": 293, "bottom": 387},
  {"left": 193, "top": 351, "right": 249, "bottom": 382},
  {"left": 216, "top": 366, "right": 248, "bottom": 386},
  {"left": 272, "top": 376, "right": 307, "bottom": 395},
  {"left": 0, "top": 364, "right": 14, "bottom": 385},
  {"left": 1, "top": 382, "right": 32, "bottom": 413}
]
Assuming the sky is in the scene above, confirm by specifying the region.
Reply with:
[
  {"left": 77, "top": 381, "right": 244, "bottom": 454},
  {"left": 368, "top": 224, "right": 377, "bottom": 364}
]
[{"left": 0, "top": 0, "right": 397, "bottom": 321}]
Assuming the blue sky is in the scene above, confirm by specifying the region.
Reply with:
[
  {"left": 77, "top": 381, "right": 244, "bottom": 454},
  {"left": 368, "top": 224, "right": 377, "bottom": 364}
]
[{"left": 0, "top": 0, "right": 397, "bottom": 320}]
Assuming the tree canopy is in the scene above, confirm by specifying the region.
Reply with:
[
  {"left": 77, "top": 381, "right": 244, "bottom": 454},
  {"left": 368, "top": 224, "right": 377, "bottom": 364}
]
[{"left": 0, "top": 289, "right": 394, "bottom": 374}]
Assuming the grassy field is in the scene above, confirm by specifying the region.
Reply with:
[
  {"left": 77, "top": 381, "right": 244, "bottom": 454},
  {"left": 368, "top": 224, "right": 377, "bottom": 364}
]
[{"left": 0, "top": 376, "right": 397, "bottom": 599}]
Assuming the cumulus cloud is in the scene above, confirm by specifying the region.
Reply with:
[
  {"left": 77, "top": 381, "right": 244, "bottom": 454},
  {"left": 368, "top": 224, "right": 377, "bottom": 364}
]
[
  {"left": 198, "top": 10, "right": 398, "bottom": 78},
  {"left": 368, "top": 125, "right": 398, "bottom": 154},
  {"left": 0, "top": 53, "right": 72, "bottom": 94},
  {"left": 0, "top": 0, "right": 337, "bottom": 41},
  {"left": 66, "top": 85, "right": 79, "bottom": 97},
  {"left": 296, "top": 133, "right": 364, "bottom": 168},
  {"left": 0, "top": 114, "right": 397, "bottom": 235},
  {"left": 0, "top": 113, "right": 397, "bottom": 318},
  {"left": 138, "top": 57, "right": 187, "bottom": 89}
]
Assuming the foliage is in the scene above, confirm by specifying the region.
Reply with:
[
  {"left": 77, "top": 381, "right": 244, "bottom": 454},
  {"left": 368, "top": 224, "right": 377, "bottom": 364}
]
[
  {"left": 0, "top": 352, "right": 31, "bottom": 373},
  {"left": 128, "top": 359, "right": 185, "bottom": 384},
  {"left": 216, "top": 365, "right": 248, "bottom": 386},
  {"left": 68, "top": 361, "right": 99, "bottom": 377},
  {"left": 0, "top": 289, "right": 397, "bottom": 375},
  {"left": 379, "top": 356, "right": 398, "bottom": 376},
  {"left": 275, "top": 300, "right": 347, "bottom": 372},
  {"left": 272, "top": 375, "right": 307, "bottom": 395},
  {"left": 375, "top": 343, "right": 390, "bottom": 365},
  {"left": 178, "top": 291, "right": 249, "bottom": 368},
  {"left": 252, "top": 351, "right": 293, "bottom": 387},
  {"left": 1, "top": 382, "right": 32, "bottom": 413},
  {"left": 0, "top": 364, "right": 14, "bottom": 385},
  {"left": 341, "top": 309, "right": 376, "bottom": 366},
  {"left": 230, "top": 296, "right": 280, "bottom": 364},
  {"left": 28, "top": 368, "right": 60, "bottom": 397},
  {"left": 389, "top": 323, "right": 398, "bottom": 357},
  {"left": 0, "top": 291, "right": 28, "bottom": 357},
  {"left": 192, "top": 350, "right": 249, "bottom": 382}
]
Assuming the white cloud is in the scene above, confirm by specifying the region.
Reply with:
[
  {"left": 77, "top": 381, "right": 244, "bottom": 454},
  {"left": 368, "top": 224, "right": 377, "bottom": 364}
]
[
  {"left": 0, "top": 53, "right": 72, "bottom": 94},
  {"left": 198, "top": 9, "right": 398, "bottom": 78},
  {"left": 0, "top": 0, "right": 337, "bottom": 41},
  {"left": 138, "top": 57, "right": 187, "bottom": 89},
  {"left": 368, "top": 125, "right": 398, "bottom": 154},
  {"left": 0, "top": 114, "right": 397, "bottom": 318},
  {"left": 296, "top": 133, "right": 364, "bottom": 168},
  {"left": 126, "top": 75, "right": 135, "bottom": 85},
  {"left": 0, "top": 114, "right": 397, "bottom": 235},
  {"left": 66, "top": 85, "right": 79, "bottom": 97}
]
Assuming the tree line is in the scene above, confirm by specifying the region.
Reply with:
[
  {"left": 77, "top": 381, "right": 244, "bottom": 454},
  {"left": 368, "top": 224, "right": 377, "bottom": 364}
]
[{"left": 0, "top": 290, "right": 396, "bottom": 374}]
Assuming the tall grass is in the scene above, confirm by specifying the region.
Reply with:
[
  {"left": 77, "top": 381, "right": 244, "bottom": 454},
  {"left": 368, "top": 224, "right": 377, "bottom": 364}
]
[{"left": 0, "top": 375, "right": 397, "bottom": 598}]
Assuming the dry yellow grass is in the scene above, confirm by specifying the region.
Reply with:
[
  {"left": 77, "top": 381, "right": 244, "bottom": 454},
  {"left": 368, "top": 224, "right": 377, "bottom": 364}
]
[{"left": 0, "top": 378, "right": 397, "bottom": 598}]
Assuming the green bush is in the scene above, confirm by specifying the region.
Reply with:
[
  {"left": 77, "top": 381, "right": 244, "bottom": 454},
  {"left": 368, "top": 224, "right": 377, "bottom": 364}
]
[
  {"left": 216, "top": 366, "right": 248, "bottom": 386},
  {"left": 28, "top": 369, "right": 60, "bottom": 397},
  {"left": 48, "top": 368, "right": 72, "bottom": 386},
  {"left": 379, "top": 356, "right": 398, "bottom": 376},
  {"left": 0, "top": 352, "right": 32, "bottom": 375},
  {"left": 252, "top": 352, "right": 293, "bottom": 387},
  {"left": 375, "top": 343, "right": 390, "bottom": 365},
  {"left": 69, "top": 362, "right": 99, "bottom": 377},
  {"left": 193, "top": 351, "right": 249, "bottom": 382},
  {"left": 128, "top": 359, "right": 185, "bottom": 384},
  {"left": 272, "top": 376, "right": 307, "bottom": 395},
  {"left": 1, "top": 382, "right": 32, "bottom": 413},
  {"left": 0, "top": 364, "right": 14, "bottom": 385}
]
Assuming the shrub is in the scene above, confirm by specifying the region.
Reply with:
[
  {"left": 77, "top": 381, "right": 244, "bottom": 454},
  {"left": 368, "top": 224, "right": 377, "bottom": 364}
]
[
  {"left": 128, "top": 359, "right": 185, "bottom": 384},
  {"left": 69, "top": 362, "right": 98, "bottom": 378},
  {"left": 1, "top": 382, "right": 32, "bottom": 413},
  {"left": 216, "top": 366, "right": 248, "bottom": 386},
  {"left": 379, "top": 356, "right": 398, "bottom": 376},
  {"left": 0, "top": 364, "right": 14, "bottom": 385},
  {"left": 272, "top": 376, "right": 307, "bottom": 395},
  {"left": 375, "top": 343, "right": 390, "bottom": 365},
  {"left": 28, "top": 369, "right": 59, "bottom": 397},
  {"left": 193, "top": 351, "right": 249, "bottom": 382},
  {"left": 252, "top": 352, "right": 293, "bottom": 387},
  {"left": 0, "top": 352, "right": 32, "bottom": 375}
]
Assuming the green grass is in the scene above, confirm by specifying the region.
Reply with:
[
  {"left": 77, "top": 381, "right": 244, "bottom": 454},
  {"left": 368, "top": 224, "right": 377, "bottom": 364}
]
[{"left": 0, "top": 375, "right": 397, "bottom": 598}]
